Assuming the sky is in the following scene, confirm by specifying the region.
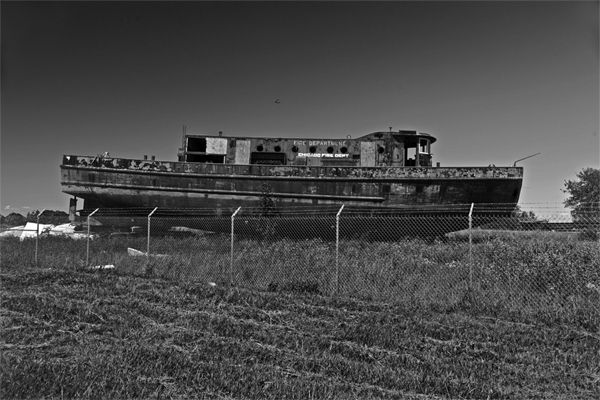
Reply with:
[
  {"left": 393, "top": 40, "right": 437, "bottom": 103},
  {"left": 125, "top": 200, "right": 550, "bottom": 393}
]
[{"left": 2, "top": 0, "right": 599, "bottom": 215}]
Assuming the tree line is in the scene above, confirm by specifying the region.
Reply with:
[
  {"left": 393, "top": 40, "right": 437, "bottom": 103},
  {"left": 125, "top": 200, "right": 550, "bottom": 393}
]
[{"left": 0, "top": 210, "right": 70, "bottom": 227}]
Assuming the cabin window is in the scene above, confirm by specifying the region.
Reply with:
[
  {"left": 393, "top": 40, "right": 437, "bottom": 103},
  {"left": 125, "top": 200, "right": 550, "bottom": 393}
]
[
  {"left": 256, "top": 145, "right": 264, "bottom": 152},
  {"left": 292, "top": 146, "right": 299, "bottom": 152},
  {"left": 419, "top": 139, "right": 430, "bottom": 154},
  {"left": 250, "top": 152, "right": 286, "bottom": 165},
  {"left": 406, "top": 147, "right": 417, "bottom": 163},
  {"left": 340, "top": 147, "right": 348, "bottom": 154},
  {"left": 309, "top": 146, "right": 317, "bottom": 153},
  {"left": 378, "top": 146, "right": 385, "bottom": 154},
  {"left": 327, "top": 146, "right": 334, "bottom": 153},
  {"left": 274, "top": 146, "right": 282, "bottom": 152},
  {"left": 230, "top": 140, "right": 236, "bottom": 148},
  {"left": 187, "top": 138, "right": 207, "bottom": 152}
]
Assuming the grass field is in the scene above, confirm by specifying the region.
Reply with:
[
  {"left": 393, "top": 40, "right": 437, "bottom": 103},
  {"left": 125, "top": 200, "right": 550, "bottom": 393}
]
[{"left": 2, "top": 234, "right": 600, "bottom": 399}]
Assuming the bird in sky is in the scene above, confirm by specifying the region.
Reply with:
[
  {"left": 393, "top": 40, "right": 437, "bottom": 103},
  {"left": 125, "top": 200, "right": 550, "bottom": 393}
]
[{"left": 274, "top": 99, "right": 280, "bottom": 104}]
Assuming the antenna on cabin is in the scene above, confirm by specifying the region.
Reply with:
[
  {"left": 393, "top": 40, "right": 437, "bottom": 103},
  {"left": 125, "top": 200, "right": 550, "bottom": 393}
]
[{"left": 512, "top": 152, "right": 540, "bottom": 167}]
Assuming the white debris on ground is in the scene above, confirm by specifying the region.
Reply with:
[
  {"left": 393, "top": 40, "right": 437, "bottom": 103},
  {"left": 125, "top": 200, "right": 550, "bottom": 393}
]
[
  {"left": 89, "top": 264, "right": 116, "bottom": 270},
  {"left": 127, "top": 247, "right": 146, "bottom": 257},
  {"left": 127, "top": 248, "right": 169, "bottom": 258},
  {"left": 0, "top": 222, "right": 97, "bottom": 241},
  {"left": 50, "top": 223, "right": 99, "bottom": 240},
  {"left": 0, "top": 225, "right": 29, "bottom": 239},
  {"left": 168, "top": 226, "right": 215, "bottom": 236}
]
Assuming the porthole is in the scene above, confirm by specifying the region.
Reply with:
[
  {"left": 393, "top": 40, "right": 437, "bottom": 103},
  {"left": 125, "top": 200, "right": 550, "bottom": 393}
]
[
  {"left": 257, "top": 145, "right": 264, "bottom": 152},
  {"left": 309, "top": 146, "right": 317, "bottom": 153},
  {"left": 340, "top": 147, "right": 348, "bottom": 154},
  {"left": 274, "top": 146, "right": 281, "bottom": 152},
  {"left": 292, "top": 146, "right": 299, "bottom": 152},
  {"left": 327, "top": 146, "right": 334, "bottom": 153},
  {"left": 378, "top": 146, "right": 385, "bottom": 154}
]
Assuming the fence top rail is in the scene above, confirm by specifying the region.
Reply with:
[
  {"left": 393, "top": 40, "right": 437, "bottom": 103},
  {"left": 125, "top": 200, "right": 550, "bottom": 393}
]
[{"left": 74, "top": 203, "right": 596, "bottom": 219}]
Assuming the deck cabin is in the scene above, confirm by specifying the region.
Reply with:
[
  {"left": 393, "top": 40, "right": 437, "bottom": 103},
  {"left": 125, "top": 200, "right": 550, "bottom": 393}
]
[{"left": 178, "top": 130, "right": 437, "bottom": 168}]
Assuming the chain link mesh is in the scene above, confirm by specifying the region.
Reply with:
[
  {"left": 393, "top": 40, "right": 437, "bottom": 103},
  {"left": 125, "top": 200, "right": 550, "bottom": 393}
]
[{"left": 17, "top": 203, "right": 598, "bottom": 322}]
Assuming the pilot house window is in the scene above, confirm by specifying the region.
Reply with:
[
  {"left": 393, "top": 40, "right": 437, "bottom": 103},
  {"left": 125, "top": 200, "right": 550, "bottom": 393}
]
[
  {"left": 419, "top": 139, "right": 430, "bottom": 154},
  {"left": 187, "top": 138, "right": 207, "bottom": 152}
]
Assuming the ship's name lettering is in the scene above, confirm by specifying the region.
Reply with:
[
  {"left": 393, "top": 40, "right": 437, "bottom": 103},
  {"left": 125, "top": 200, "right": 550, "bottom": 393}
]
[
  {"left": 293, "top": 140, "right": 343, "bottom": 146},
  {"left": 298, "top": 153, "right": 349, "bottom": 158}
]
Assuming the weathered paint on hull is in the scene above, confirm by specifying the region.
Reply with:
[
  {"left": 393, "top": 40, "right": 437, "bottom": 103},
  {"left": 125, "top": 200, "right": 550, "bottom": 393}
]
[{"left": 61, "top": 162, "right": 522, "bottom": 214}]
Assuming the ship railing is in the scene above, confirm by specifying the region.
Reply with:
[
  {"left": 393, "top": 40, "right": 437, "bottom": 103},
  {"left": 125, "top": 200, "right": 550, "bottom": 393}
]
[{"left": 61, "top": 155, "right": 523, "bottom": 179}]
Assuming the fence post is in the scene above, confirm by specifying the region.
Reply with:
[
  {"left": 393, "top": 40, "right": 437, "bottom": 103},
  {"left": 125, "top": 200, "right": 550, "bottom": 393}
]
[
  {"left": 35, "top": 209, "right": 46, "bottom": 266},
  {"left": 146, "top": 207, "right": 158, "bottom": 275},
  {"left": 335, "top": 205, "right": 344, "bottom": 295},
  {"left": 86, "top": 208, "right": 99, "bottom": 268},
  {"left": 231, "top": 207, "right": 241, "bottom": 286},
  {"left": 468, "top": 203, "right": 474, "bottom": 289}
]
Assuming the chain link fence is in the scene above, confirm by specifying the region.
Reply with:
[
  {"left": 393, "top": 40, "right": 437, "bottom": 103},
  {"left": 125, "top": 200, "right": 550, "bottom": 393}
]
[{"left": 3, "top": 203, "right": 599, "bottom": 324}]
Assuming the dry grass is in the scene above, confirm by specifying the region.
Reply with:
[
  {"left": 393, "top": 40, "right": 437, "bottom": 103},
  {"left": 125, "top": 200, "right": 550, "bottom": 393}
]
[{"left": 1, "top": 243, "right": 600, "bottom": 399}]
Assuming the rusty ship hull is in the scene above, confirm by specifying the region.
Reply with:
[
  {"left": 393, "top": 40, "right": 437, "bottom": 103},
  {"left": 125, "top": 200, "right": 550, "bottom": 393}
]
[{"left": 61, "top": 159, "right": 522, "bottom": 213}]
